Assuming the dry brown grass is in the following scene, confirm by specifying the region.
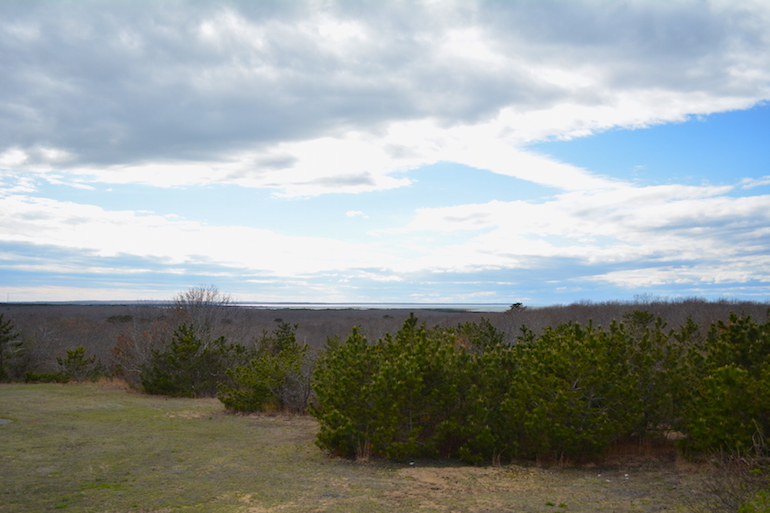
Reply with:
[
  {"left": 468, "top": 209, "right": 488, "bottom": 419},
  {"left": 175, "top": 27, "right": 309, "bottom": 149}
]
[
  {"left": 93, "top": 375, "right": 133, "bottom": 390},
  {"left": 1, "top": 383, "right": 734, "bottom": 513}
]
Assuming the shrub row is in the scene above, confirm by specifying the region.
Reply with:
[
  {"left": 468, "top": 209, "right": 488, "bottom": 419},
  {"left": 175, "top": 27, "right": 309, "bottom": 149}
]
[
  {"left": 311, "top": 312, "right": 770, "bottom": 463},
  {"left": 139, "top": 321, "right": 313, "bottom": 412}
]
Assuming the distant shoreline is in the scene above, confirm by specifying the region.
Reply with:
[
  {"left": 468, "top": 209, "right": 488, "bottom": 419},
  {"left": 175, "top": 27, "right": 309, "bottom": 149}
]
[{"left": 0, "top": 301, "right": 512, "bottom": 313}]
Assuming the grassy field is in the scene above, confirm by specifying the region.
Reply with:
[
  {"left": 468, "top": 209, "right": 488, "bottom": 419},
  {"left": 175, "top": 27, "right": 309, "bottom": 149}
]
[{"left": 1, "top": 382, "right": 708, "bottom": 512}]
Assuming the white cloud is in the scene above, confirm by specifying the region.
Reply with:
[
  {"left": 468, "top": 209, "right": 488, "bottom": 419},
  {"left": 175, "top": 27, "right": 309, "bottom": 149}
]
[
  {"left": 0, "top": 149, "right": 29, "bottom": 167},
  {"left": 0, "top": 193, "right": 403, "bottom": 276},
  {"left": 11, "top": 179, "right": 764, "bottom": 289},
  {"left": 1, "top": 285, "right": 171, "bottom": 303},
  {"left": 395, "top": 182, "right": 770, "bottom": 275},
  {"left": 0, "top": 1, "right": 768, "bottom": 196},
  {"left": 0, "top": 172, "right": 38, "bottom": 195},
  {"left": 2, "top": 1, "right": 770, "bottom": 301},
  {"left": 741, "top": 176, "right": 770, "bottom": 189},
  {"left": 591, "top": 259, "right": 770, "bottom": 289}
]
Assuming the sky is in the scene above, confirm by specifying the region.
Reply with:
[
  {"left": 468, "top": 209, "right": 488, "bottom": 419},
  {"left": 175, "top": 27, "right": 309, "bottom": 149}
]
[{"left": 1, "top": 0, "right": 770, "bottom": 305}]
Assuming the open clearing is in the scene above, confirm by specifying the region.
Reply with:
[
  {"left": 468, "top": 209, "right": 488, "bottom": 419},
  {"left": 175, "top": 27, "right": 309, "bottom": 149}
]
[{"left": 1, "top": 383, "right": 708, "bottom": 512}]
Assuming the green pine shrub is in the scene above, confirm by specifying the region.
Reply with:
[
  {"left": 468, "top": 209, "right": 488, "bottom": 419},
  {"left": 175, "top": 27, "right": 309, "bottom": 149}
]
[
  {"left": 680, "top": 314, "right": 770, "bottom": 455},
  {"left": 313, "top": 315, "right": 516, "bottom": 462},
  {"left": 218, "top": 322, "right": 313, "bottom": 413},
  {"left": 511, "top": 321, "right": 642, "bottom": 460},
  {"left": 140, "top": 323, "right": 250, "bottom": 398},
  {"left": 57, "top": 346, "right": 105, "bottom": 382},
  {"left": 312, "top": 326, "right": 380, "bottom": 458},
  {"left": 312, "top": 312, "right": 726, "bottom": 463},
  {"left": 0, "top": 313, "right": 20, "bottom": 382}
]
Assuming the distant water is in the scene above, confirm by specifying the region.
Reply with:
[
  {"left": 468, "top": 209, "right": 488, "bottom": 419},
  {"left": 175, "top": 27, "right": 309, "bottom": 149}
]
[
  {"left": 4, "top": 301, "right": 511, "bottom": 313},
  {"left": 236, "top": 302, "right": 511, "bottom": 313}
]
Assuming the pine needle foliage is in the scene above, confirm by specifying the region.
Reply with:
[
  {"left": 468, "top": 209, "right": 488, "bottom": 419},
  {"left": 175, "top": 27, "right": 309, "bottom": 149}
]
[{"left": 312, "top": 311, "right": 769, "bottom": 464}]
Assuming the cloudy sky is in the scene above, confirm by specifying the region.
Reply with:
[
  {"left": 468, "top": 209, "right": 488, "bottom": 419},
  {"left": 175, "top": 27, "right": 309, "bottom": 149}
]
[{"left": 1, "top": 0, "right": 769, "bottom": 305}]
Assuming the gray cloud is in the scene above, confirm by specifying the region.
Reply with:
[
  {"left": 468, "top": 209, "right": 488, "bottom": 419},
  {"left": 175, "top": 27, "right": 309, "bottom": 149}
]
[
  {"left": 2, "top": 0, "right": 768, "bottom": 172},
  {"left": 306, "top": 173, "right": 376, "bottom": 187}
]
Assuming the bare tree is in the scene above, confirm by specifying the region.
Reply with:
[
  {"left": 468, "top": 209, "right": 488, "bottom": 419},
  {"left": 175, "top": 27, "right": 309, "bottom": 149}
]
[
  {"left": 172, "top": 285, "right": 235, "bottom": 341},
  {"left": 110, "top": 312, "right": 173, "bottom": 386}
]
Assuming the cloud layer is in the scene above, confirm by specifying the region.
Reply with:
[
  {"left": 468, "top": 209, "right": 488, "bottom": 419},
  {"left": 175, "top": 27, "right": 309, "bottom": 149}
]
[
  {"left": 3, "top": 1, "right": 769, "bottom": 193},
  {"left": 1, "top": 0, "right": 770, "bottom": 302}
]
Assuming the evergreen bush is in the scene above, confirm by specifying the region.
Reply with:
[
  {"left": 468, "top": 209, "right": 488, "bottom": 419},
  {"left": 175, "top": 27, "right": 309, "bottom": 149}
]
[
  {"left": 311, "top": 312, "right": 742, "bottom": 463},
  {"left": 57, "top": 346, "right": 105, "bottom": 382},
  {"left": 140, "top": 324, "right": 250, "bottom": 398},
  {"left": 218, "top": 322, "right": 313, "bottom": 412},
  {"left": 681, "top": 314, "right": 770, "bottom": 455}
]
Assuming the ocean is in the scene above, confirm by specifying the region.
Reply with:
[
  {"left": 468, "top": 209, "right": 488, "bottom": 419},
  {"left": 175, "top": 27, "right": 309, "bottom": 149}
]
[{"left": 236, "top": 302, "right": 511, "bottom": 313}]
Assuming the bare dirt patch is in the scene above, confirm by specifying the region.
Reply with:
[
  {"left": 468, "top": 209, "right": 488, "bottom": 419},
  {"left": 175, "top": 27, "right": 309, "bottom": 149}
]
[{"left": 383, "top": 462, "right": 704, "bottom": 512}]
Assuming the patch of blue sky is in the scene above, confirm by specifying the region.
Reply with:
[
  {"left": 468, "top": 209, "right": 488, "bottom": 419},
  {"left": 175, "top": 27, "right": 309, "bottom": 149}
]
[
  {"left": 529, "top": 102, "right": 770, "bottom": 194},
  {"left": 274, "top": 162, "right": 555, "bottom": 238},
  {"left": 32, "top": 180, "right": 278, "bottom": 227},
  {"left": 34, "top": 162, "right": 553, "bottom": 241},
  {"left": 522, "top": 233, "right": 622, "bottom": 249},
  {"left": 395, "top": 162, "right": 557, "bottom": 205}
]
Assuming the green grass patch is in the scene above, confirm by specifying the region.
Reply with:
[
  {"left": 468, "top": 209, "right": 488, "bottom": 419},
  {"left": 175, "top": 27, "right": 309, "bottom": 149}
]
[{"left": 1, "top": 383, "right": 707, "bottom": 512}]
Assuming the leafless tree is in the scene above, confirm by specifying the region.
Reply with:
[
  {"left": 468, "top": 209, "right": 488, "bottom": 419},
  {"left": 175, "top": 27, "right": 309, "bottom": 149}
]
[
  {"left": 110, "top": 311, "right": 173, "bottom": 386},
  {"left": 172, "top": 285, "right": 236, "bottom": 341}
]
